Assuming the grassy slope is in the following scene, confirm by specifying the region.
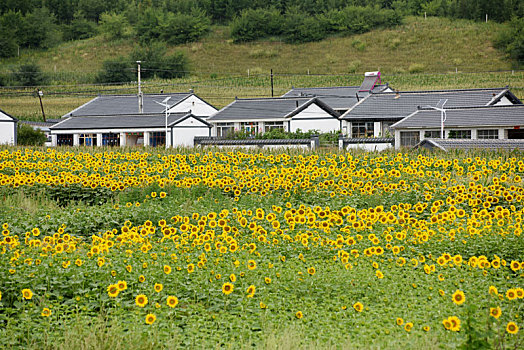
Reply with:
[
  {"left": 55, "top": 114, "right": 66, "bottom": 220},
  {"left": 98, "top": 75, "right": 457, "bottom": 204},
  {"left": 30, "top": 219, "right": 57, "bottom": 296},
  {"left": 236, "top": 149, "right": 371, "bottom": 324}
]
[{"left": 0, "top": 16, "right": 523, "bottom": 120}]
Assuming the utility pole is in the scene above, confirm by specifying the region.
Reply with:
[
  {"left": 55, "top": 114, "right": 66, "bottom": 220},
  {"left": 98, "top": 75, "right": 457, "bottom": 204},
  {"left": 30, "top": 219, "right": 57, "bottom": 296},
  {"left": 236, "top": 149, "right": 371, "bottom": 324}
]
[
  {"left": 37, "top": 90, "right": 46, "bottom": 122},
  {"left": 137, "top": 61, "right": 143, "bottom": 113},
  {"left": 270, "top": 69, "right": 274, "bottom": 97}
]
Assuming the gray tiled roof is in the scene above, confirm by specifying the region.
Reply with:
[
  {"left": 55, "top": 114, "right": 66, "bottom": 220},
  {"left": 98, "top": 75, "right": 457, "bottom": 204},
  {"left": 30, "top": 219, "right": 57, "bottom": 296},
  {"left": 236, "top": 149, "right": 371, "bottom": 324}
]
[
  {"left": 342, "top": 88, "right": 521, "bottom": 121},
  {"left": 282, "top": 85, "right": 389, "bottom": 110},
  {"left": 20, "top": 120, "right": 59, "bottom": 127},
  {"left": 63, "top": 93, "right": 193, "bottom": 118},
  {"left": 194, "top": 138, "right": 311, "bottom": 146},
  {"left": 51, "top": 113, "right": 200, "bottom": 130},
  {"left": 341, "top": 138, "right": 394, "bottom": 144},
  {"left": 207, "top": 97, "right": 339, "bottom": 122},
  {"left": 416, "top": 138, "right": 524, "bottom": 151},
  {"left": 391, "top": 105, "right": 524, "bottom": 129}
]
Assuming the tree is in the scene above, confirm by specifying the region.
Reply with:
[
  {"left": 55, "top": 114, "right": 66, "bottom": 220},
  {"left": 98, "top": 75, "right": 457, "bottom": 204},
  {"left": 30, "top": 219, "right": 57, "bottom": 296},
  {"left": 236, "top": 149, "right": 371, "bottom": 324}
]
[
  {"left": 62, "top": 12, "right": 97, "bottom": 41},
  {"left": 157, "top": 51, "right": 189, "bottom": 79},
  {"left": 19, "top": 7, "right": 61, "bottom": 49},
  {"left": 17, "top": 124, "right": 47, "bottom": 146},
  {"left": 95, "top": 58, "right": 134, "bottom": 83},
  {"left": 495, "top": 17, "right": 524, "bottom": 65},
  {"left": 12, "top": 63, "right": 48, "bottom": 87},
  {"left": 98, "top": 12, "right": 130, "bottom": 40}
]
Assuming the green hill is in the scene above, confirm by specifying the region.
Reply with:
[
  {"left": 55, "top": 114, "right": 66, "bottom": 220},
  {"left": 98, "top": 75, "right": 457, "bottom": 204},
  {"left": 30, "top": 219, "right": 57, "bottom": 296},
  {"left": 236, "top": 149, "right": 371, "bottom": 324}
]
[{"left": 0, "top": 16, "right": 522, "bottom": 121}]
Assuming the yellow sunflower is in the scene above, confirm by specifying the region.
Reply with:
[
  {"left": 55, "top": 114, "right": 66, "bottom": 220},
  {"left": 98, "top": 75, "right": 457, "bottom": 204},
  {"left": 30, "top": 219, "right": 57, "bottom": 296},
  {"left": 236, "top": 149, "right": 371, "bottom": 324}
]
[
  {"left": 135, "top": 294, "right": 148, "bottom": 307},
  {"left": 222, "top": 282, "right": 234, "bottom": 295}
]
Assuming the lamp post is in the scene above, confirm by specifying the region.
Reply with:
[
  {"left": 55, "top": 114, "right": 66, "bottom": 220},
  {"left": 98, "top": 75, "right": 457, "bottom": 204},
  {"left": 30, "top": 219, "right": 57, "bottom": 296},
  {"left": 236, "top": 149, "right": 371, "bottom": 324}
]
[
  {"left": 37, "top": 90, "right": 46, "bottom": 122},
  {"left": 155, "top": 97, "right": 171, "bottom": 149},
  {"left": 424, "top": 99, "right": 448, "bottom": 139}
]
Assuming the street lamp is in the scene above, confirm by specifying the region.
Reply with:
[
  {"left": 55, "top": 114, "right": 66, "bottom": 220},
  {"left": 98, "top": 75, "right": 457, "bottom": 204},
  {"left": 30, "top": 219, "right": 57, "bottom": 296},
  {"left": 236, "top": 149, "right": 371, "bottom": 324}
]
[
  {"left": 424, "top": 99, "right": 448, "bottom": 139},
  {"left": 155, "top": 97, "right": 171, "bottom": 149}
]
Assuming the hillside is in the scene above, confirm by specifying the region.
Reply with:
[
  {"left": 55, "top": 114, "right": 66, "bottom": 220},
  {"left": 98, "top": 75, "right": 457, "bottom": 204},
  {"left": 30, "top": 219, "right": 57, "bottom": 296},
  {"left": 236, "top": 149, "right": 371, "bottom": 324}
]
[{"left": 0, "top": 16, "right": 523, "bottom": 121}]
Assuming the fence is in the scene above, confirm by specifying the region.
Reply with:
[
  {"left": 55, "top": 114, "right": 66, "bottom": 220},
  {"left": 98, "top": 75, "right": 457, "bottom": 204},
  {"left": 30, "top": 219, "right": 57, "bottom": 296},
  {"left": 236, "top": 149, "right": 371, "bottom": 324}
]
[
  {"left": 194, "top": 136, "right": 319, "bottom": 149},
  {"left": 339, "top": 137, "right": 395, "bottom": 151}
]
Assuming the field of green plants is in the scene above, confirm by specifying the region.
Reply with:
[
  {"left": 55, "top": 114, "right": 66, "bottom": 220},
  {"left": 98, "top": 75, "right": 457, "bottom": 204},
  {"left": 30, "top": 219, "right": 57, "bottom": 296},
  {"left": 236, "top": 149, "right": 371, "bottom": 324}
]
[
  {"left": 1, "top": 70, "right": 523, "bottom": 122},
  {"left": 0, "top": 146, "right": 522, "bottom": 349}
]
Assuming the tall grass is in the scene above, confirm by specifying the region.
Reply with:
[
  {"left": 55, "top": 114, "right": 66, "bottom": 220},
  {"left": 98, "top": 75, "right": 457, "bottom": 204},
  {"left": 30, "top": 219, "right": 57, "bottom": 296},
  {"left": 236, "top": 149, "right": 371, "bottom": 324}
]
[{"left": 1, "top": 70, "right": 522, "bottom": 121}]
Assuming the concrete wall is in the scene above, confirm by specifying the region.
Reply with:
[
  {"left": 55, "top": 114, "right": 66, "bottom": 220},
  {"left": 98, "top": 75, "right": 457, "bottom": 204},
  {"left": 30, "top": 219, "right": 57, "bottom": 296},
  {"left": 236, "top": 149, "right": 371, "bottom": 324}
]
[
  {"left": 345, "top": 143, "right": 392, "bottom": 152},
  {"left": 168, "top": 95, "right": 217, "bottom": 117},
  {"left": 0, "top": 121, "right": 16, "bottom": 145},
  {"left": 289, "top": 104, "right": 339, "bottom": 133}
]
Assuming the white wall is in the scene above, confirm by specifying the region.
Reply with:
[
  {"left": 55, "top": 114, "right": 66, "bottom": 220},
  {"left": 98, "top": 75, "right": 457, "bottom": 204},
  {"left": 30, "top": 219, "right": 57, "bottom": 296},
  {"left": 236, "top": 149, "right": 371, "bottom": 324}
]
[
  {"left": 290, "top": 104, "right": 339, "bottom": 133},
  {"left": 173, "top": 127, "right": 210, "bottom": 146},
  {"left": 345, "top": 143, "right": 392, "bottom": 152},
  {"left": 494, "top": 96, "right": 513, "bottom": 106},
  {"left": 0, "top": 122, "right": 16, "bottom": 145},
  {"left": 168, "top": 95, "right": 217, "bottom": 117}
]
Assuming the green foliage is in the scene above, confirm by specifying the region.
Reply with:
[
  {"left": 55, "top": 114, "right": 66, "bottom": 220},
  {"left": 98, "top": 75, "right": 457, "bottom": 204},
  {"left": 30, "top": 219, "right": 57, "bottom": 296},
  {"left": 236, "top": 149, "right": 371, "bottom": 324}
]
[
  {"left": 230, "top": 8, "right": 283, "bottom": 43},
  {"left": 130, "top": 42, "right": 189, "bottom": 79},
  {"left": 495, "top": 17, "right": 524, "bottom": 66},
  {"left": 159, "top": 10, "right": 211, "bottom": 45},
  {"left": 98, "top": 43, "right": 189, "bottom": 83},
  {"left": 283, "top": 9, "right": 327, "bottom": 44},
  {"left": 45, "top": 184, "right": 114, "bottom": 207},
  {"left": 62, "top": 12, "right": 97, "bottom": 41},
  {"left": 16, "top": 124, "right": 47, "bottom": 146},
  {"left": 231, "top": 5, "right": 401, "bottom": 44},
  {"left": 98, "top": 12, "right": 130, "bottom": 40},
  {"left": 11, "top": 62, "right": 48, "bottom": 86},
  {"left": 19, "top": 7, "right": 62, "bottom": 49},
  {"left": 94, "top": 58, "right": 133, "bottom": 84}
]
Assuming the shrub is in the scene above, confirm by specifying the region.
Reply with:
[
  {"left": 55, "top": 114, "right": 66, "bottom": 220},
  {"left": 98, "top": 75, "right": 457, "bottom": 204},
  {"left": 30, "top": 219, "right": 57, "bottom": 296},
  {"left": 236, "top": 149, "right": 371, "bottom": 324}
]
[
  {"left": 62, "top": 13, "right": 97, "bottom": 41},
  {"left": 408, "top": 63, "right": 425, "bottom": 73},
  {"left": 17, "top": 124, "right": 47, "bottom": 146},
  {"left": 283, "top": 11, "right": 327, "bottom": 44},
  {"left": 98, "top": 12, "right": 130, "bottom": 40},
  {"left": 12, "top": 63, "right": 48, "bottom": 87},
  {"left": 157, "top": 51, "right": 189, "bottom": 79},
  {"left": 159, "top": 11, "right": 211, "bottom": 45},
  {"left": 95, "top": 58, "right": 133, "bottom": 84},
  {"left": 230, "top": 8, "right": 284, "bottom": 43},
  {"left": 495, "top": 17, "right": 524, "bottom": 64},
  {"left": 129, "top": 43, "right": 189, "bottom": 79}
]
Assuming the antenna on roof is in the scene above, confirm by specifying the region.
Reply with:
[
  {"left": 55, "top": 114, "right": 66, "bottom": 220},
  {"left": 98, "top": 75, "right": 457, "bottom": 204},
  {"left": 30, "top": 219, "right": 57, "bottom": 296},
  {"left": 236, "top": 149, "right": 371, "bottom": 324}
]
[
  {"left": 424, "top": 99, "right": 448, "bottom": 139},
  {"left": 137, "top": 61, "right": 143, "bottom": 113},
  {"left": 154, "top": 97, "right": 172, "bottom": 150}
]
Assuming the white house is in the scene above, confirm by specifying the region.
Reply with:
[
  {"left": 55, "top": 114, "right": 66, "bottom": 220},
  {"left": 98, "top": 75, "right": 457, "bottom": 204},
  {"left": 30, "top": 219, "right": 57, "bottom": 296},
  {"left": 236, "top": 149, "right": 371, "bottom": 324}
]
[
  {"left": 0, "top": 108, "right": 17, "bottom": 145},
  {"left": 63, "top": 92, "right": 217, "bottom": 118},
  {"left": 340, "top": 87, "right": 522, "bottom": 139},
  {"left": 49, "top": 113, "right": 211, "bottom": 147},
  {"left": 206, "top": 97, "right": 341, "bottom": 137},
  {"left": 391, "top": 104, "right": 524, "bottom": 149}
]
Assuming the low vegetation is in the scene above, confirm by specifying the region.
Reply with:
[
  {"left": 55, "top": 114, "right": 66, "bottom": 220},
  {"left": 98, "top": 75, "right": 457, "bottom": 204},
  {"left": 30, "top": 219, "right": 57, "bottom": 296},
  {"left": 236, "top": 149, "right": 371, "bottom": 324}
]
[{"left": 0, "top": 147, "right": 522, "bottom": 348}]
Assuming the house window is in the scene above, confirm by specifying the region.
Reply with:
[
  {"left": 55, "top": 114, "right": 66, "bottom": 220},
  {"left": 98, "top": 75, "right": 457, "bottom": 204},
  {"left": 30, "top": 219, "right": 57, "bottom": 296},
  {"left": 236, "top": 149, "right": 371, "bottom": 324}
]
[
  {"left": 265, "top": 121, "right": 284, "bottom": 132},
  {"left": 352, "top": 122, "right": 374, "bottom": 138},
  {"left": 57, "top": 134, "right": 73, "bottom": 146},
  {"left": 102, "top": 133, "right": 120, "bottom": 146},
  {"left": 424, "top": 130, "right": 441, "bottom": 139},
  {"left": 477, "top": 130, "right": 498, "bottom": 139},
  {"left": 216, "top": 123, "right": 234, "bottom": 138},
  {"left": 79, "top": 134, "right": 97, "bottom": 146},
  {"left": 150, "top": 132, "right": 166, "bottom": 147},
  {"left": 400, "top": 131, "right": 420, "bottom": 147},
  {"left": 448, "top": 130, "right": 471, "bottom": 139},
  {"left": 381, "top": 122, "right": 395, "bottom": 137},
  {"left": 241, "top": 122, "right": 259, "bottom": 137}
]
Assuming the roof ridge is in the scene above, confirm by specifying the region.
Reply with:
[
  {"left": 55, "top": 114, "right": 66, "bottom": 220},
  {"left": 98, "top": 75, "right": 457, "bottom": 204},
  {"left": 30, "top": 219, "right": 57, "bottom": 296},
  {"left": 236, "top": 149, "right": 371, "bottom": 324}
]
[
  {"left": 234, "top": 96, "right": 313, "bottom": 101},
  {"left": 374, "top": 87, "right": 508, "bottom": 95},
  {"left": 418, "top": 104, "right": 524, "bottom": 111}
]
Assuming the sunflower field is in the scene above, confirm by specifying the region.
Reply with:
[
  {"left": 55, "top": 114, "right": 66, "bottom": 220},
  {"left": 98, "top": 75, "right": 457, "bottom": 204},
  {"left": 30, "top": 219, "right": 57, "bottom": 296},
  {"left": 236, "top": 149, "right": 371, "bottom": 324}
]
[{"left": 0, "top": 147, "right": 522, "bottom": 349}]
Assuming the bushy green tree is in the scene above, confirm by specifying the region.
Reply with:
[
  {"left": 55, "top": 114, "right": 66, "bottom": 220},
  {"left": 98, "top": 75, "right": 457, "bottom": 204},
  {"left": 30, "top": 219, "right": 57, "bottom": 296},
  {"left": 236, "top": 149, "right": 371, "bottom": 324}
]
[
  {"left": 19, "top": 7, "right": 61, "bottom": 49},
  {"left": 95, "top": 58, "right": 133, "bottom": 83},
  {"left": 495, "top": 17, "right": 524, "bottom": 65},
  {"left": 98, "top": 12, "right": 130, "bottom": 40},
  {"left": 12, "top": 63, "right": 48, "bottom": 87},
  {"left": 62, "top": 12, "right": 97, "bottom": 41},
  {"left": 159, "top": 11, "right": 210, "bottom": 45},
  {"left": 230, "top": 8, "right": 284, "bottom": 42},
  {"left": 157, "top": 51, "right": 189, "bottom": 79},
  {"left": 130, "top": 42, "right": 168, "bottom": 79},
  {"left": 17, "top": 124, "right": 47, "bottom": 146}
]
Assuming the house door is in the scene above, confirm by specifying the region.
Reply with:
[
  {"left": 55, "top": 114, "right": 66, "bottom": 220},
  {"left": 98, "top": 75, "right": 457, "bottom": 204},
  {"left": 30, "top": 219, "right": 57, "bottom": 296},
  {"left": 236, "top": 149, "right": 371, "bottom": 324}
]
[{"left": 507, "top": 129, "right": 524, "bottom": 139}]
